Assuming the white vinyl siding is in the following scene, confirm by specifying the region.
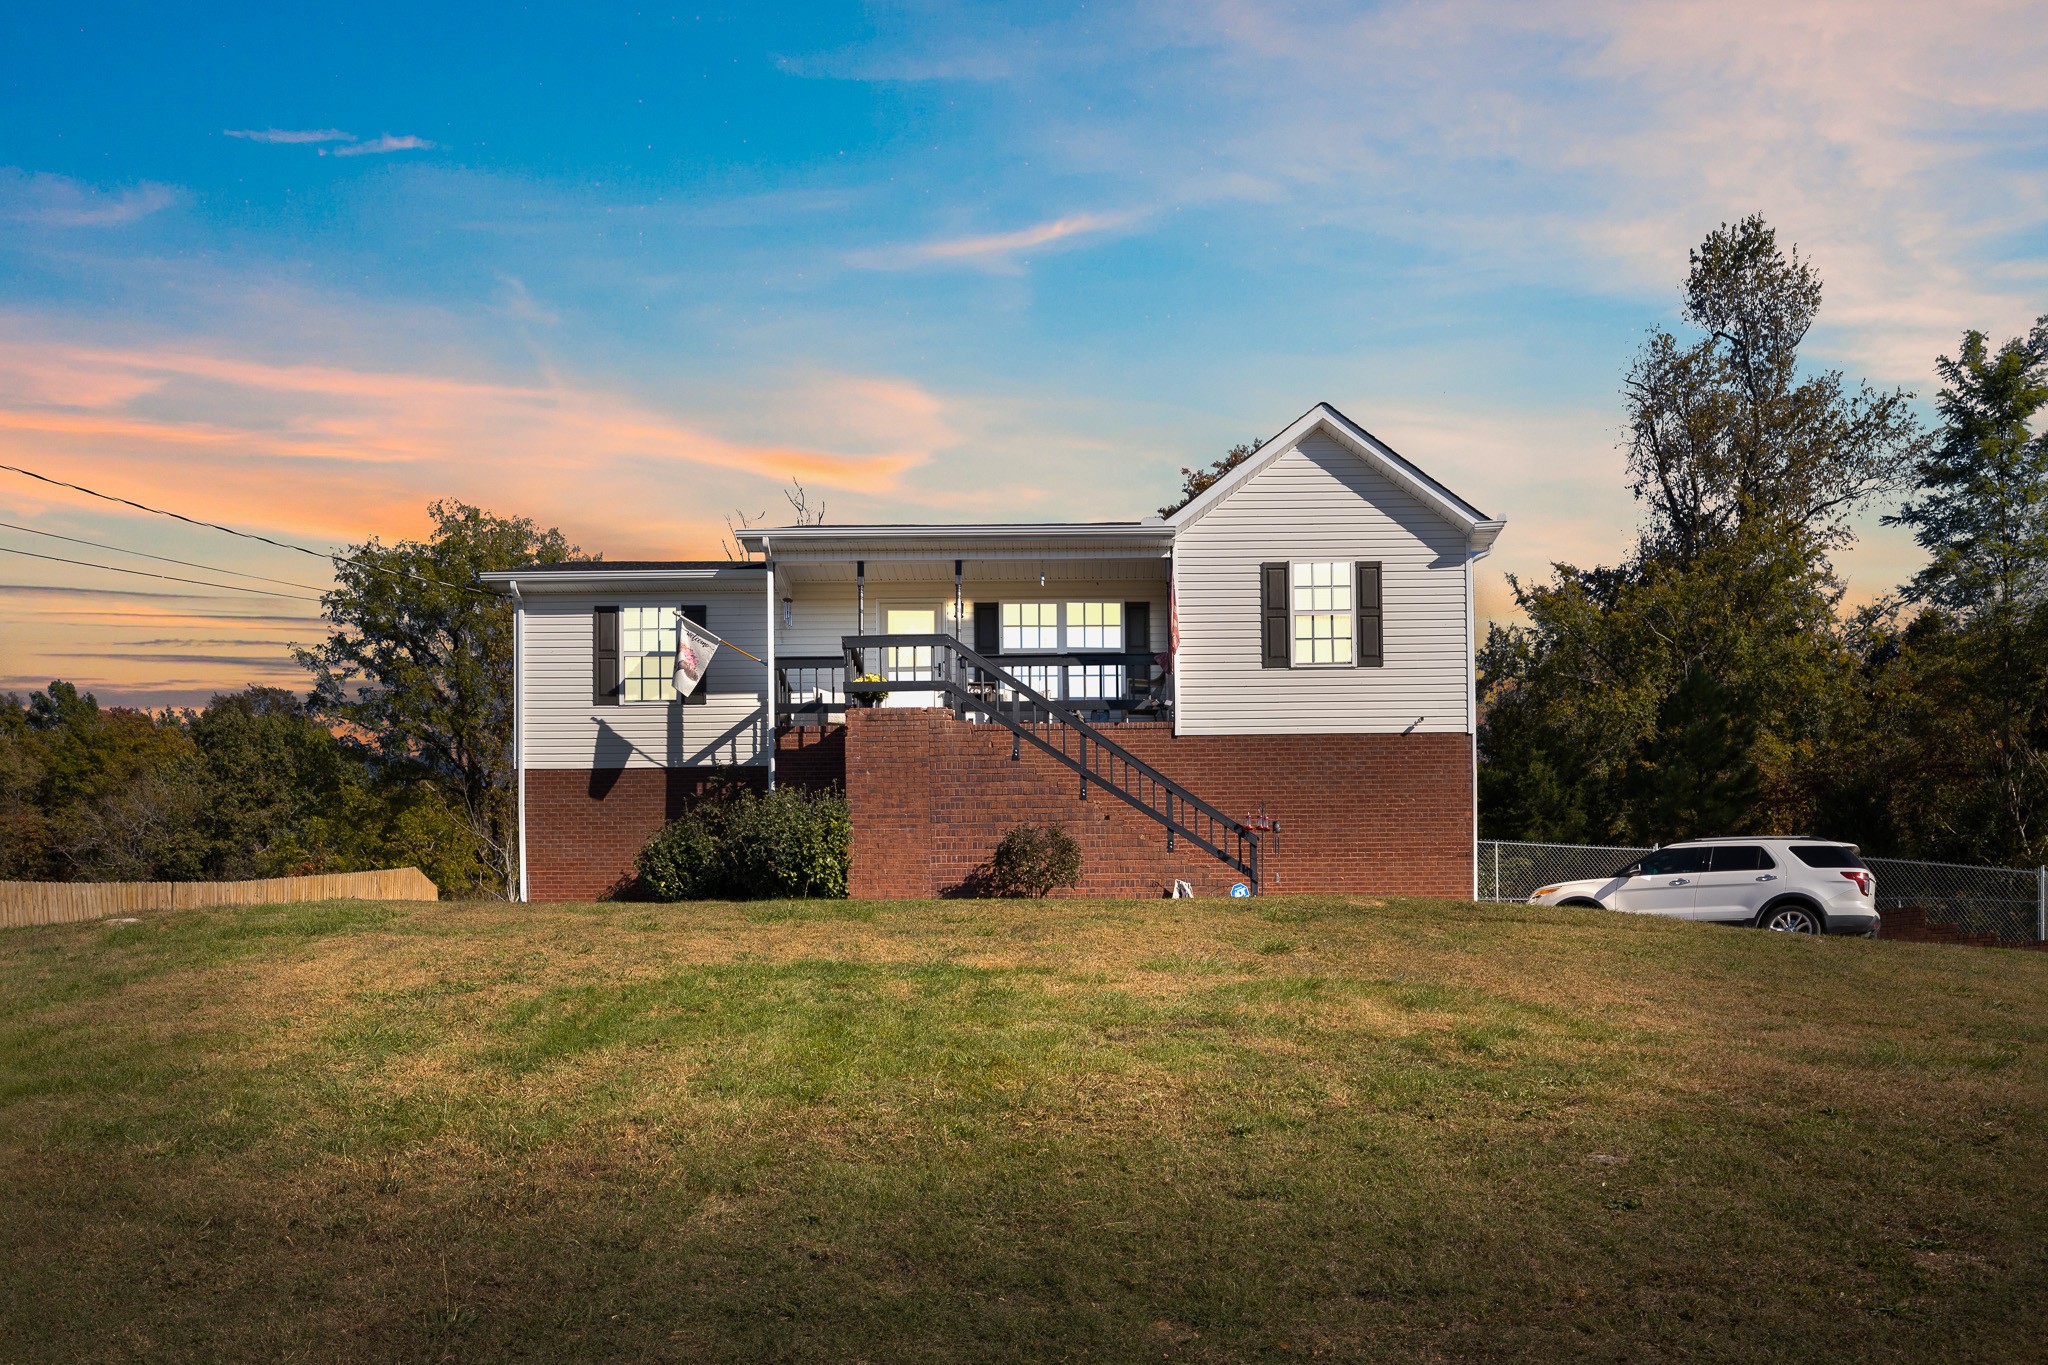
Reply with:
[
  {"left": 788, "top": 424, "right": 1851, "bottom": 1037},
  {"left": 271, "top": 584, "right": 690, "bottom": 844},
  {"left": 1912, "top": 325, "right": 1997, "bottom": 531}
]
[
  {"left": 519, "top": 590, "right": 768, "bottom": 769},
  {"left": 1174, "top": 431, "right": 1473, "bottom": 735}
]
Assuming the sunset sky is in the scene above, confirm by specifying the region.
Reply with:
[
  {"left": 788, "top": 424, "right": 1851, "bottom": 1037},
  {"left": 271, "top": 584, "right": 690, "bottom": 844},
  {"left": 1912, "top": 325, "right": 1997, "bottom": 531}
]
[{"left": 3, "top": 2, "right": 2045, "bottom": 706}]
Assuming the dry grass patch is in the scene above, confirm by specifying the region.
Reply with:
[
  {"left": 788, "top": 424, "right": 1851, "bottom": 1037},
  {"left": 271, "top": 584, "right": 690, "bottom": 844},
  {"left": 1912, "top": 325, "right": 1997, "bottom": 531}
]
[{"left": 2, "top": 894, "right": 2045, "bottom": 1362}]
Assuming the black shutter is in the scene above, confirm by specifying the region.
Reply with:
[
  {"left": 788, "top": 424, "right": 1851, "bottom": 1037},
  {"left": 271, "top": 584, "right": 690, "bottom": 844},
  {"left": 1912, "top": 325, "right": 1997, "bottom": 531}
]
[
  {"left": 973, "top": 601, "right": 1001, "bottom": 655},
  {"left": 1124, "top": 601, "right": 1150, "bottom": 655},
  {"left": 680, "top": 604, "right": 708, "bottom": 705},
  {"left": 1260, "top": 563, "right": 1289, "bottom": 668},
  {"left": 1355, "top": 562, "right": 1383, "bottom": 668},
  {"left": 592, "top": 606, "right": 621, "bottom": 705}
]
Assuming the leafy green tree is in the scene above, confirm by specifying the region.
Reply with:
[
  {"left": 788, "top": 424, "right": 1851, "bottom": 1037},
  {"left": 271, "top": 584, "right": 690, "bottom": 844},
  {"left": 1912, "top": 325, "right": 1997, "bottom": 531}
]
[
  {"left": 1627, "top": 663, "right": 1761, "bottom": 843},
  {"left": 296, "top": 501, "right": 578, "bottom": 897},
  {"left": 1624, "top": 215, "right": 1924, "bottom": 567},
  {"left": 1159, "top": 439, "right": 1263, "bottom": 516},
  {"left": 1481, "top": 218, "right": 1910, "bottom": 845},
  {"left": 1891, "top": 317, "right": 2048, "bottom": 612}
]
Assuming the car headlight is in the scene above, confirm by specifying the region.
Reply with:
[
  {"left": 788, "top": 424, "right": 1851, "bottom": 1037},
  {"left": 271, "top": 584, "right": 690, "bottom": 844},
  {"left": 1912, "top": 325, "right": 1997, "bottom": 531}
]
[{"left": 1533, "top": 885, "right": 1561, "bottom": 897}]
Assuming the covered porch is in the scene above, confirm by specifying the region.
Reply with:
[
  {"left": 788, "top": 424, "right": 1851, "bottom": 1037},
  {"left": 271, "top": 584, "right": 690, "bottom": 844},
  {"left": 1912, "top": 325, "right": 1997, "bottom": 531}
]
[{"left": 742, "top": 523, "right": 1174, "bottom": 728}]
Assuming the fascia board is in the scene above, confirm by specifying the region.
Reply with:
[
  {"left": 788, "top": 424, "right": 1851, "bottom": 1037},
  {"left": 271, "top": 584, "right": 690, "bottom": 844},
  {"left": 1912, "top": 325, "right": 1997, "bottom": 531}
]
[{"left": 478, "top": 567, "right": 764, "bottom": 594}]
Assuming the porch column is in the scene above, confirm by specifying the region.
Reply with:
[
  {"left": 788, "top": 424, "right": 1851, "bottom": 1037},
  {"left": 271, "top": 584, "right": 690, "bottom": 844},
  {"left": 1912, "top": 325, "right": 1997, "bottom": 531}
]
[{"left": 764, "top": 543, "right": 777, "bottom": 789}]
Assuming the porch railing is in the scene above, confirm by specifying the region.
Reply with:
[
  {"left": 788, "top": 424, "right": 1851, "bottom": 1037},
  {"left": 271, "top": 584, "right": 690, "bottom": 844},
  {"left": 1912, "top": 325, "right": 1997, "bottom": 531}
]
[
  {"left": 842, "top": 633, "right": 1259, "bottom": 892},
  {"left": 775, "top": 651, "right": 1171, "bottom": 725}
]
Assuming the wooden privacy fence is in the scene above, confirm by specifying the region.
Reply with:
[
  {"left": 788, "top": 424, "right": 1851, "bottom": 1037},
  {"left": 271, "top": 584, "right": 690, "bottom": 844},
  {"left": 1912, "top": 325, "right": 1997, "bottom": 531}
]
[{"left": 0, "top": 867, "right": 439, "bottom": 929}]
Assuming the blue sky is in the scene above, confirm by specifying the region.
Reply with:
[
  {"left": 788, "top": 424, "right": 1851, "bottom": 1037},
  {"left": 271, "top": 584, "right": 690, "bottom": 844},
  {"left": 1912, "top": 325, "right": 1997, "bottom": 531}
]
[{"left": 2, "top": 1, "right": 2045, "bottom": 704}]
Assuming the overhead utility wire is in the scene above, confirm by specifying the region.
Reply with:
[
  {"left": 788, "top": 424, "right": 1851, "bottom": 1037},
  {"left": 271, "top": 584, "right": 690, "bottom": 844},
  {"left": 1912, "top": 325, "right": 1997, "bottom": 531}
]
[
  {"left": 0, "top": 544, "right": 325, "bottom": 602},
  {"left": 0, "top": 463, "right": 493, "bottom": 597},
  {"left": 0, "top": 520, "right": 329, "bottom": 593}
]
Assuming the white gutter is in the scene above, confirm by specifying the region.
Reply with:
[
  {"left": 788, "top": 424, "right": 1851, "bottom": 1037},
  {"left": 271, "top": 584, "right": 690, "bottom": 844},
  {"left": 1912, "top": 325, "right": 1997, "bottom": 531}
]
[
  {"left": 509, "top": 577, "right": 528, "bottom": 904},
  {"left": 1463, "top": 530, "right": 1497, "bottom": 902}
]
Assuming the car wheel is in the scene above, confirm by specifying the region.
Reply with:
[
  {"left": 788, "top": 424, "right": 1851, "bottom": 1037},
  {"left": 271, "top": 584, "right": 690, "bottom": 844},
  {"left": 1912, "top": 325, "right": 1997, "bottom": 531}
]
[
  {"left": 1561, "top": 898, "right": 1604, "bottom": 909},
  {"left": 1758, "top": 902, "right": 1822, "bottom": 935}
]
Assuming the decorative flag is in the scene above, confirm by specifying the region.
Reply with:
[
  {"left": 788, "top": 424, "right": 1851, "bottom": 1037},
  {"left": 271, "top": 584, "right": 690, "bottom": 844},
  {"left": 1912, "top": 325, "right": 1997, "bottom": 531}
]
[{"left": 672, "top": 612, "right": 722, "bottom": 696}]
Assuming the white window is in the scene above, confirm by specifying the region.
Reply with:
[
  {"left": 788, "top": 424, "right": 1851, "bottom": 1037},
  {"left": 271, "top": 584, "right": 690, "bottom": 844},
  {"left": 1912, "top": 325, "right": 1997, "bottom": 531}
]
[
  {"left": 622, "top": 606, "right": 680, "bottom": 702},
  {"left": 1063, "top": 601, "right": 1123, "bottom": 650},
  {"left": 1065, "top": 663, "right": 1127, "bottom": 699},
  {"left": 1292, "top": 562, "right": 1354, "bottom": 666},
  {"left": 1002, "top": 601, "right": 1059, "bottom": 651}
]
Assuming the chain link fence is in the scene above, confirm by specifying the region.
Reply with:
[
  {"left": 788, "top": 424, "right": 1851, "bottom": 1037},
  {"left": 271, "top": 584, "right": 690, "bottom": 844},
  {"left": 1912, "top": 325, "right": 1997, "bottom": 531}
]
[{"left": 1478, "top": 839, "right": 2048, "bottom": 945}]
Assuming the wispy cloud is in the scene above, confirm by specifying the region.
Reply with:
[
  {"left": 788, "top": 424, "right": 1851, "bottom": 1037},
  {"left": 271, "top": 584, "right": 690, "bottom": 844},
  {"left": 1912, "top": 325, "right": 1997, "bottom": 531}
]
[
  {"left": 330, "top": 134, "right": 436, "bottom": 157},
  {"left": 0, "top": 169, "right": 176, "bottom": 227},
  {"left": 852, "top": 210, "right": 1140, "bottom": 270},
  {"left": 223, "top": 128, "right": 354, "bottom": 144},
  {"left": 223, "top": 129, "right": 435, "bottom": 156}
]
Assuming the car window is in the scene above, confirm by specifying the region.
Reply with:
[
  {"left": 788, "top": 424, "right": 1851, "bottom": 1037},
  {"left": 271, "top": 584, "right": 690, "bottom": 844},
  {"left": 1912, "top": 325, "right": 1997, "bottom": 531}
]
[
  {"left": 1790, "top": 844, "right": 1866, "bottom": 869},
  {"left": 1637, "top": 847, "right": 1712, "bottom": 876},
  {"left": 1709, "top": 845, "right": 1775, "bottom": 872}
]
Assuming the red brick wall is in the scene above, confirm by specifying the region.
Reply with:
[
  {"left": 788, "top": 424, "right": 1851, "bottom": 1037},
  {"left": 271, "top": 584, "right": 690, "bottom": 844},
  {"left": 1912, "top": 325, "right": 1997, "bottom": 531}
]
[
  {"left": 521, "top": 726, "right": 846, "bottom": 901},
  {"left": 843, "top": 708, "right": 1472, "bottom": 900}
]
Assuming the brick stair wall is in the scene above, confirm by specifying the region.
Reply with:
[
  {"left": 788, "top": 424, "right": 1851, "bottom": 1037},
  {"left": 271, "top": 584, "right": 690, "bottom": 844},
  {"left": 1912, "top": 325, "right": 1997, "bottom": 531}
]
[{"left": 843, "top": 707, "right": 1472, "bottom": 900}]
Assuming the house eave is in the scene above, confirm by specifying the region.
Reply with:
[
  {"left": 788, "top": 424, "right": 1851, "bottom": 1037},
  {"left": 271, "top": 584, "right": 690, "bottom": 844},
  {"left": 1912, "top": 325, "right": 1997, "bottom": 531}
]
[{"left": 479, "top": 565, "right": 766, "bottom": 595}]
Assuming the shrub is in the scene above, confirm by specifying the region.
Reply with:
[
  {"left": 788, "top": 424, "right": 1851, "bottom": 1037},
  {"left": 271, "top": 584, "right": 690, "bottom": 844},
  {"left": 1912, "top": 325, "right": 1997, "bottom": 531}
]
[
  {"left": 634, "top": 783, "right": 850, "bottom": 900},
  {"left": 986, "top": 824, "right": 1082, "bottom": 898}
]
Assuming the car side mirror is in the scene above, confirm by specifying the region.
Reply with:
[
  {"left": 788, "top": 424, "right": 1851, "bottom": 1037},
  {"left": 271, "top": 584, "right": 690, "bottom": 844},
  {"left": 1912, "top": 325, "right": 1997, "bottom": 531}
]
[{"left": 1625, "top": 864, "right": 1642, "bottom": 877}]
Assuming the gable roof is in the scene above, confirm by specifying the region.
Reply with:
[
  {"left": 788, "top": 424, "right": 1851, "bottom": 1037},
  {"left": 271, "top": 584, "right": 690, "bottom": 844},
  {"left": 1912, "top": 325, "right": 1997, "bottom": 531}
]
[{"left": 1164, "top": 402, "right": 1505, "bottom": 553}]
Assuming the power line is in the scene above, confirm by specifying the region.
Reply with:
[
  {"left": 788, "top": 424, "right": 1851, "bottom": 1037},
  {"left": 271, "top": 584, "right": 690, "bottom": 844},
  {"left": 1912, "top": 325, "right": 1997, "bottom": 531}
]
[
  {"left": 0, "top": 544, "right": 325, "bottom": 602},
  {"left": 0, "top": 520, "right": 330, "bottom": 593},
  {"left": 0, "top": 462, "right": 493, "bottom": 597}
]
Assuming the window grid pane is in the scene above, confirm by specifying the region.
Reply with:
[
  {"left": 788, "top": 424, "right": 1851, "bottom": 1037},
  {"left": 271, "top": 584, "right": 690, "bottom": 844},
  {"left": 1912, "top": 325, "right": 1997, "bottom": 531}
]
[
  {"left": 1291, "top": 562, "right": 1355, "bottom": 666},
  {"left": 1001, "top": 601, "right": 1059, "bottom": 651},
  {"left": 622, "top": 605, "right": 679, "bottom": 702},
  {"left": 1063, "top": 600, "right": 1123, "bottom": 650}
]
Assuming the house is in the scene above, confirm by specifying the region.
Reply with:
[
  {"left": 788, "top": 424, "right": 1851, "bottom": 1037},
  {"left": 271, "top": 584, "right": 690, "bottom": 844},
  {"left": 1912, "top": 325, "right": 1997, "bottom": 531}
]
[{"left": 481, "top": 402, "right": 1504, "bottom": 901}]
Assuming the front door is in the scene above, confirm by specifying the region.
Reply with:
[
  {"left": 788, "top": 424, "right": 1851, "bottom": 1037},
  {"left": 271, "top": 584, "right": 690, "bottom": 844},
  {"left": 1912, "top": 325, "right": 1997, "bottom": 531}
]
[
  {"left": 882, "top": 606, "right": 938, "bottom": 706},
  {"left": 1691, "top": 844, "right": 1781, "bottom": 922},
  {"left": 1609, "top": 846, "right": 1709, "bottom": 917}
]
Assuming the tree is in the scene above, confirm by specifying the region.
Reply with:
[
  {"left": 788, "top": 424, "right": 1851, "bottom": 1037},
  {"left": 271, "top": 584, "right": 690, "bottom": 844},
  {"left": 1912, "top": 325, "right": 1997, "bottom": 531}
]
[
  {"left": 1481, "top": 218, "right": 1907, "bottom": 845},
  {"left": 1890, "top": 317, "right": 2048, "bottom": 614},
  {"left": 1159, "top": 439, "right": 1263, "bottom": 517},
  {"left": 1874, "top": 318, "right": 2048, "bottom": 861},
  {"left": 1623, "top": 215, "right": 1924, "bottom": 568},
  {"left": 296, "top": 501, "right": 578, "bottom": 897}
]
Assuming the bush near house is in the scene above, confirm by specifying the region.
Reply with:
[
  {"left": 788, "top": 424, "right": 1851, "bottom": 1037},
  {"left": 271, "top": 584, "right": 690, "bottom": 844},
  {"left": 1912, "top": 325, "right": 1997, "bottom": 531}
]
[
  {"left": 635, "top": 782, "right": 851, "bottom": 899},
  {"left": 987, "top": 823, "right": 1083, "bottom": 897}
]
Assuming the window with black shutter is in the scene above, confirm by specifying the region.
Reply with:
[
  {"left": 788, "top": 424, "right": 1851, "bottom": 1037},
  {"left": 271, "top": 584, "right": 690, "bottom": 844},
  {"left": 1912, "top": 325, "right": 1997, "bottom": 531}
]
[
  {"left": 1355, "top": 562, "right": 1383, "bottom": 668},
  {"left": 1259, "top": 562, "right": 1289, "bottom": 667},
  {"left": 973, "top": 600, "right": 1001, "bottom": 655},
  {"left": 1124, "top": 601, "right": 1150, "bottom": 656},
  {"left": 679, "top": 604, "right": 708, "bottom": 705},
  {"left": 592, "top": 605, "right": 621, "bottom": 705}
]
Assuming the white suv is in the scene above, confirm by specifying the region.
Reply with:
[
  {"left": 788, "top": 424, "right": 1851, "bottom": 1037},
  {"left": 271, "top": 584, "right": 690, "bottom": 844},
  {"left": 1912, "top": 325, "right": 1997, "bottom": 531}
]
[{"left": 1527, "top": 837, "right": 1879, "bottom": 937}]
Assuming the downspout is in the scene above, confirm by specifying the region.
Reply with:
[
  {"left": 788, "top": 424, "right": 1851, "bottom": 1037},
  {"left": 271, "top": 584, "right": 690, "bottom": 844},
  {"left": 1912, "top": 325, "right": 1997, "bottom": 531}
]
[
  {"left": 1463, "top": 534, "right": 1493, "bottom": 902},
  {"left": 954, "top": 559, "right": 963, "bottom": 640},
  {"left": 764, "top": 540, "right": 777, "bottom": 791},
  {"left": 509, "top": 577, "right": 528, "bottom": 904}
]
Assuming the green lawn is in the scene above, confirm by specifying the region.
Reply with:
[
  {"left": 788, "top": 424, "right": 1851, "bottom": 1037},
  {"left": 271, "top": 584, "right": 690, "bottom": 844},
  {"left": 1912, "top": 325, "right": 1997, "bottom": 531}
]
[{"left": 2, "top": 895, "right": 2044, "bottom": 1362}]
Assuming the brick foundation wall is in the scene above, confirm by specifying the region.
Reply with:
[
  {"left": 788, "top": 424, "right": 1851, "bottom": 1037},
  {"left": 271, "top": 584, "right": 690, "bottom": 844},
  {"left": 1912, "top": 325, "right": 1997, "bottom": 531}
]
[
  {"left": 521, "top": 726, "right": 846, "bottom": 901},
  {"left": 843, "top": 708, "right": 1472, "bottom": 900}
]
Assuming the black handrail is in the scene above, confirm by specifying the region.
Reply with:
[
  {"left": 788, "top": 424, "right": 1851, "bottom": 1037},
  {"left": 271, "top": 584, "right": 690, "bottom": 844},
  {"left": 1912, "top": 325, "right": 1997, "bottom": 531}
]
[{"left": 841, "top": 633, "right": 1260, "bottom": 891}]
